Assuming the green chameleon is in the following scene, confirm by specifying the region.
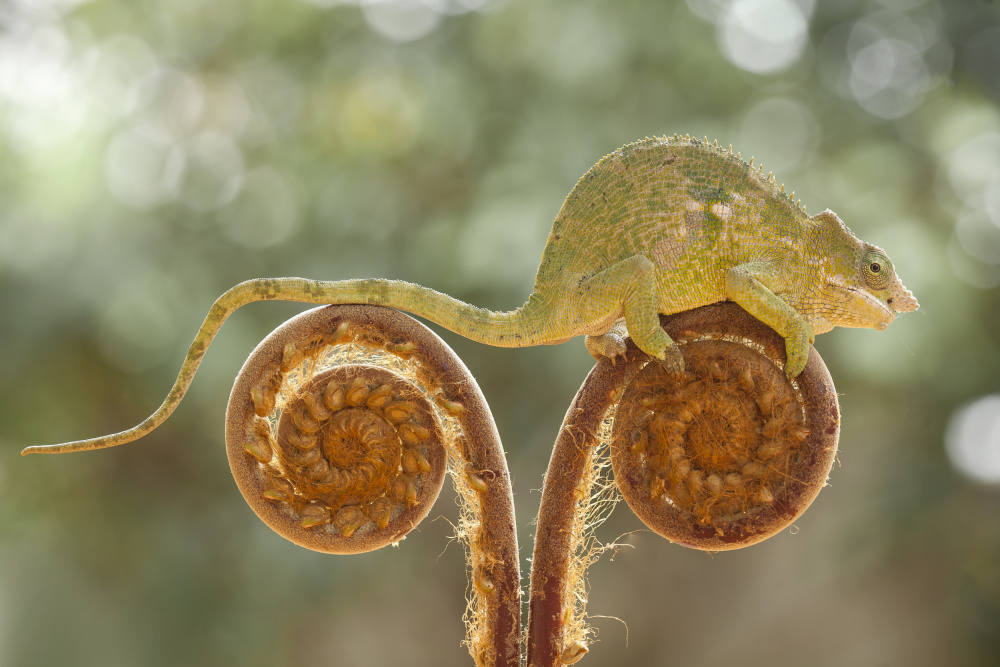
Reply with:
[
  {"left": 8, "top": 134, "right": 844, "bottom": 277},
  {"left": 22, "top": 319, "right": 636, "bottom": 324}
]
[{"left": 23, "top": 134, "right": 917, "bottom": 455}]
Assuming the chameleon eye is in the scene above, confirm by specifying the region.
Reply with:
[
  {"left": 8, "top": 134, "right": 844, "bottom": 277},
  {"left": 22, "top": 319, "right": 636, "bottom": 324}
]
[{"left": 861, "top": 250, "right": 891, "bottom": 289}]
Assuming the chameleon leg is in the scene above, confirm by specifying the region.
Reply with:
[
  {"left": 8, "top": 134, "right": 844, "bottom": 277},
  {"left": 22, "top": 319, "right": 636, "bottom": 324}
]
[
  {"left": 575, "top": 256, "right": 685, "bottom": 373},
  {"left": 725, "top": 262, "right": 815, "bottom": 377}
]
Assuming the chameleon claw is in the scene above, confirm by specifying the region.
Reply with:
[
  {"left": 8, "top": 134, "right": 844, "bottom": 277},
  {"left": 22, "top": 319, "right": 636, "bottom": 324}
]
[
  {"left": 783, "top": 342, "right": 810, "bottom": 378},
  {"left": 658, "top": 348, "right": 686, "bottom": 376},
  {"left": 784, "top": 358, "right": 807, "bottom": 378},
  {"left": 604, "top": 344, "right": 627, "bottom": 366},
  {"left": 585, "top": 332, "right": 627, "bottom": 363},
  {"left": 782, "top": 323, "right": 814, "bottom": 378}
]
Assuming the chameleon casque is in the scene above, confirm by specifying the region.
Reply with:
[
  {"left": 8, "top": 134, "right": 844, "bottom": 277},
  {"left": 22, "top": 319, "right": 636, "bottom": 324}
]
[{"left": 24, "top": 134, "right": 917, "bottom": 455}]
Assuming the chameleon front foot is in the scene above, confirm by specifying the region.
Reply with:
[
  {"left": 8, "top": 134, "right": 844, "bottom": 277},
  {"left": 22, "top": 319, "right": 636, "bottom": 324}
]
[{"left": 782, "top": 324, "right": 815, "bottom": 378}]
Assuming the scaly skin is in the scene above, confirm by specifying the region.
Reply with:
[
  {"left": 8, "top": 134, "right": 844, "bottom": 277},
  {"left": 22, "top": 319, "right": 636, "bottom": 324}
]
[{"left": 23, "top": 134, "right": 917, "bottom": 455}]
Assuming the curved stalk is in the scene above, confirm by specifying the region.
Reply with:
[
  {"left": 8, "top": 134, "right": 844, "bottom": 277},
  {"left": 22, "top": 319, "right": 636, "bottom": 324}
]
[{"left": 527, "top": 302, "right": 839, "bottom": 666}]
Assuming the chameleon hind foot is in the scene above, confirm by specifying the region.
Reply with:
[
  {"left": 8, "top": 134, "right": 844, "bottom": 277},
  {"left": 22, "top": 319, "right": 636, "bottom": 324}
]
[
  {"left": 658, "top": 344, "right": 686, "bottom": 375},
  {"left": 584, "top": 320, "right": 629, "bottom": 363},
  {"left": 585, "top": 332, "right": 627, "bottom": 363},
  {"left": 585, "top": 320, "right": 685, "bottom": 374},
  {"left": 626, "top": 319, "right": 686, "bottom": 375}
]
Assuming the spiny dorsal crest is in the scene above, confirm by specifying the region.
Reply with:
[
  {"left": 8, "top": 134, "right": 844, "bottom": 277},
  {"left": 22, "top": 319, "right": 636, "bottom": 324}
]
[{"left": 658, "top": 133, "right": 809, "bottom": 214}]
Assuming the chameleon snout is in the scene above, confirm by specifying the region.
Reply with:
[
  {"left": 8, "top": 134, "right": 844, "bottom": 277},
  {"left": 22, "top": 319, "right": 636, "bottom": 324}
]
[
  {"left": 887, "top": 284, "right": 919, "bottom": 314},
  {"left": 874, "top": 285, "right": 917, "bottom": 331}
]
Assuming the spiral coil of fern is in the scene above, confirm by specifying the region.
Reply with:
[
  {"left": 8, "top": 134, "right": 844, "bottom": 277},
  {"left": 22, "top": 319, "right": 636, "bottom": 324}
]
[
  {"left": 226, "top": 305, "right": 521, "bottom": 667},
  {"left": 527, "top": 302, "right": 840, "bottom": 667}
]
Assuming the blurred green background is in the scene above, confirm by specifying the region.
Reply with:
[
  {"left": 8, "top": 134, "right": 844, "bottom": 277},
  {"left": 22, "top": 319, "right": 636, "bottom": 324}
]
[{"left": 2, "top": 0, "right": 1000, "bottom": 665}]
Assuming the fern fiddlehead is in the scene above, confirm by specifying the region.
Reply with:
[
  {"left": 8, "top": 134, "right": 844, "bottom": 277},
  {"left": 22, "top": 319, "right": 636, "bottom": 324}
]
[{"left": 527, "top": 302, "right": 840, "bottom": 666}]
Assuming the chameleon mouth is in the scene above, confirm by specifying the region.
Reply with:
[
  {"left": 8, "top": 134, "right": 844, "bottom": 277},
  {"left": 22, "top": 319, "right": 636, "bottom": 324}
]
[
  {"left": 833, "top": 283, "right": 895, "bottom": 326},
  {"left": 848, "top": 287, "right": 896, "bottom": 320}
]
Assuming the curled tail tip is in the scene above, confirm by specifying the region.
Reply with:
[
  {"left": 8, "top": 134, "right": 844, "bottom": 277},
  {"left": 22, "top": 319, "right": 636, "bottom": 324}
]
[
  {"left": 22, "top": 444, "right": 62, "bottom": 456},
  {"left": 21, "top": 434, "right": 126, "bottom": 455},
  {"left": 22, "top": 443, "right": 74, "bottom": 456},
  {"left": 20, "top": 441, "right": 76, "bottom": 455}
]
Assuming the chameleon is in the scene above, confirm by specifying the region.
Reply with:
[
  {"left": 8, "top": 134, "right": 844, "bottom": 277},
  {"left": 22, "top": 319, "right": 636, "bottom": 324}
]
[{"left": 23, "top": 134, "right": 917, "bottom": 455}]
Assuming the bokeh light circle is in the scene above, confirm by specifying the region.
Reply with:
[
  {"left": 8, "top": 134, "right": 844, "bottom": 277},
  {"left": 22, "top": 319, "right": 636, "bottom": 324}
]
[
  {"left": 945, "top": 395, "right": 1000, "bottom": 484},
  {"left": 362, "top": 0, "right": 441, "bottom": 42},
  {"left": 718, "top": 0, "right": 809, "bottom": 74}
]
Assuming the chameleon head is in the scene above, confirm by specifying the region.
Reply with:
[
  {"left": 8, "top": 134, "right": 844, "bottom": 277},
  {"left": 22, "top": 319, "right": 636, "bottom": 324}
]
[
  {"left": 857, "top": 244, "right": 919, "bottom": 327},
  {"left": 804, "top": 210, "right": 918, "bottom": 333}
]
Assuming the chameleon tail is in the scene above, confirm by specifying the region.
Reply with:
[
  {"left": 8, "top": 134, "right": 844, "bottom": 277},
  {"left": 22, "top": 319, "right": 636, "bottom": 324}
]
[
  {"left": 22, "top": 277, "right": 540, "bottom": 455},
  {"left": 291, "top": 277, "right": 545, "bottom": 348}
]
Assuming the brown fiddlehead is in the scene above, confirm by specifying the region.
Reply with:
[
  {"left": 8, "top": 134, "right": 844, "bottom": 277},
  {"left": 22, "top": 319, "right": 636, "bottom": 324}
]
[
  {"left": 228, "top": 305, "right": 521, "bottom": 666},
  {"left": 527, "top": 302, "right": 840, "bottom": 666}
]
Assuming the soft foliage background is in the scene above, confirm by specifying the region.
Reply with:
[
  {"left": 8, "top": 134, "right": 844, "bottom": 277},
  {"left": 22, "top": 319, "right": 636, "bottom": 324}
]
[{"left": 2, "top": 0, "right": 999, "bottom": 665}]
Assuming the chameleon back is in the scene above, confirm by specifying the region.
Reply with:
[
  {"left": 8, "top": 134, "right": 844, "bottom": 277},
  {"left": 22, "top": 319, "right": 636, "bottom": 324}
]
[{"left": 531, "top": 135, "right": 810, "bottom": 314}]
